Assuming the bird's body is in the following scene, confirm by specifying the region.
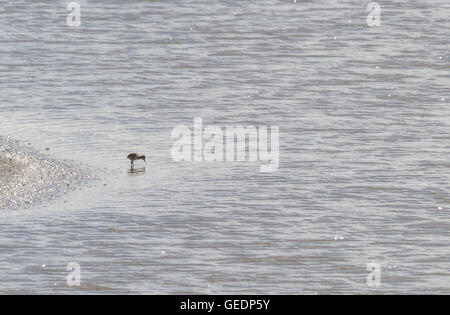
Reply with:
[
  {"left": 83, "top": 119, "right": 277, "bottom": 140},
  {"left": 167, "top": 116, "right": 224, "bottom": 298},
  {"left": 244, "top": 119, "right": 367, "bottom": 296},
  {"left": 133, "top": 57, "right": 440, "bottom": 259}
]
[{"left": 127, "top": 153, "right": 146, "bottom": 168}]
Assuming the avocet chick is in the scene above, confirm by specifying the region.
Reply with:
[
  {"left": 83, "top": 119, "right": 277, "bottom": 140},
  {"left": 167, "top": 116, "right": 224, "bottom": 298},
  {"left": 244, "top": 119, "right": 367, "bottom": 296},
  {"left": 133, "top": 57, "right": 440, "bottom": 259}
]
[{"left": 127, "top": 153, "right": 146, "bottom": 168}]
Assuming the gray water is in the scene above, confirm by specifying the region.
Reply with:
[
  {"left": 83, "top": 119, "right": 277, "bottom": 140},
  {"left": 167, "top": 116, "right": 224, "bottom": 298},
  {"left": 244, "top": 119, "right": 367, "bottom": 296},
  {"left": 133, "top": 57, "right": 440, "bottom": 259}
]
[{"left": 1, "top": 0, "right": 449, "bottom": 294}]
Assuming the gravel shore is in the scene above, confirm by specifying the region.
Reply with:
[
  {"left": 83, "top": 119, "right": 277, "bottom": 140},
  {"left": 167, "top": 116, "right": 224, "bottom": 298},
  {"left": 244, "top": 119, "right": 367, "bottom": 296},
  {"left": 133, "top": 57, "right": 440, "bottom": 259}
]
[
  {"left": 0, "top": 152, "right": 30, "bottom": 208},
  {"left": 0, "top": 136, "right": 85, "bottom": 209},
  {"left": 0, "top": 154, "right": 23, "bottom": 184}
]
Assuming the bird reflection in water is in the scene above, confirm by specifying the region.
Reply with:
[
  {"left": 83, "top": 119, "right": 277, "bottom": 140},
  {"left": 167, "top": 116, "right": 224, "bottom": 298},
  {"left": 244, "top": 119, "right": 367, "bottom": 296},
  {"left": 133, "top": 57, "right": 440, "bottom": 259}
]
[{"left": 127, "top": 167, "right": 146, "bottom": 176}]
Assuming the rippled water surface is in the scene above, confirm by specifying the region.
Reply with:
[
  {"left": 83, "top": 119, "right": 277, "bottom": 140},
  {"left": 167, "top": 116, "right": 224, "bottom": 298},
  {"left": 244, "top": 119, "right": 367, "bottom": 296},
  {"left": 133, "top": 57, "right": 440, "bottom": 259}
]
[{"left": 0, "top": 0, "right": 449, "bottom": 294}]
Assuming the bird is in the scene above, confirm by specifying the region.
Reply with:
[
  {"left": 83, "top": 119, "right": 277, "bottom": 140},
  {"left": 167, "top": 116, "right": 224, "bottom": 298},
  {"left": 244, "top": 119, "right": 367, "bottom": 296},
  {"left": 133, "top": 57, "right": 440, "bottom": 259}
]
[{"left": 127, "top": 153, "right": 146, "bottom": 168}]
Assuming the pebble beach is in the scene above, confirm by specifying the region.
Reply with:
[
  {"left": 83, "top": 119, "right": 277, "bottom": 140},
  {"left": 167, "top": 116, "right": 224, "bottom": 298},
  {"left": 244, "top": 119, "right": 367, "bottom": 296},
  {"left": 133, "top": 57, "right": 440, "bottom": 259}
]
[{"left": 0, "top": 136, "right": 85, "bottom": 209}]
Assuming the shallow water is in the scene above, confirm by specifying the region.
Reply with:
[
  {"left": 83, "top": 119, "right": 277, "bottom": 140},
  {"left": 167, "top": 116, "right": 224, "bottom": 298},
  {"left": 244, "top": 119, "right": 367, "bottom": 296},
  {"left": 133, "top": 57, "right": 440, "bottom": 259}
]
[{"left": 0, "top": 0, "right": 449, "bottom": 294}]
